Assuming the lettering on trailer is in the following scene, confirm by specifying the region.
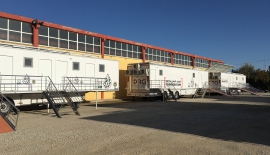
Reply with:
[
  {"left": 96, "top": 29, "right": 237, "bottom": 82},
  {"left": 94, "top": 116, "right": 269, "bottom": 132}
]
[
  {"left": 133, "top": 78, "right": 146, "bottom": 85},
  {"left": 165, "top": 80, "right": 182, "bottom": 86}
]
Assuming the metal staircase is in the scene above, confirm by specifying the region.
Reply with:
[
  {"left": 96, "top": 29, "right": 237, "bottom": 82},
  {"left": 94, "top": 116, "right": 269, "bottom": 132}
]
[
  {"left": 63, "top": 77, "right": 85, "bottom": 116},
  {"left": 238, "top": 83, "right": 262, "bottom": 96},
  {"left": 43, "top": 79, "right": 65, "bottom": 118},
  {"left": 192, "top": 88, "right": 207, "bottom": 98},
  {"left": 192, "top": 82, "right": 208, "bottom": 98},
  {"left": 207, "top": 82, "right": 232, "bottom": 97}
]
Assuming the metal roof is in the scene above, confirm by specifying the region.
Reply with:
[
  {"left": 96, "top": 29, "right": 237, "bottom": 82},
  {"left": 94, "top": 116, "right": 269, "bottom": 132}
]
[{"left": 206, "top": 63, "right": 234, "bottom": 73}]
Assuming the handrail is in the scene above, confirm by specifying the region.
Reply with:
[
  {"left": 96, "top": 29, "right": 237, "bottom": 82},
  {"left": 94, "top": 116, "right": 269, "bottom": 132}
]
[
  {"left": 64, "top": 77, "right": 84, "bottom": 102},
  {"left": 62, "top": 76, "right": 110, "bottom": 91},
  {"left": 0, "top": 74, "right": 116, "bottom": 93}
]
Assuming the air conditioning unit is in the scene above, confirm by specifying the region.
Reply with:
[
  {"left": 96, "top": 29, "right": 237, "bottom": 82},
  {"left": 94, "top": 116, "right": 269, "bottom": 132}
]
[{"left": 133, "top": 64, "right": 140, "bottom": 70}]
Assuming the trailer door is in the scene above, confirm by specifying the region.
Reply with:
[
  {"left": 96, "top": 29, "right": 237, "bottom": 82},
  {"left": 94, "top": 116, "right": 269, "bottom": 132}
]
[
  {"left": 0, "top": 56, "right": 13, "bottom": 75},
  {"left": 197, "top": 72, "right": 202, "bottom": 88},
  {"left": 39, "top": 59, "right": 52, "bottom": 78},
  {"left": 150, "top": 69, "right": 156, "bottom": 80},
  {"left": 85, "top": 63, "right": 95, "bottom": 78},
  {"left": 55, "top": 60, "right": 68, "bottom": 85}
]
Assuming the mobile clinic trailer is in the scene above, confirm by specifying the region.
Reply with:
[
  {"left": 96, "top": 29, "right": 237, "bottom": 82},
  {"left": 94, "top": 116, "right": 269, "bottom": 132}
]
[
  {"left": 206, "top": 63, "right": 246, "bottom": 95},
  {"left": 125, "top": 62, "right": 208, "bottom": 100},
  {"left": 0, "top": 43, "right": 119, "bottom": 117},
  {"left": 208, "top": 72, "right": 246, "bottom": 94}
]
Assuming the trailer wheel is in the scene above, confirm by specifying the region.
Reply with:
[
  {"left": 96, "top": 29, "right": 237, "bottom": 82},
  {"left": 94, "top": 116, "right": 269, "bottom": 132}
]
[
  {"left": 166, "top": 91, "right": 172, "bottom": 100},
  {"left": 1, "top": 100, "right": 14, "bottom": 116},
  {"left": 163, "top": 91, "right": 168, "bottom": 101},
  {"left": 175, "top": 91, "right": 180, "bottom": 99},
  {"left": 1, "top": 101, "right": 10, "bottom": 113}
]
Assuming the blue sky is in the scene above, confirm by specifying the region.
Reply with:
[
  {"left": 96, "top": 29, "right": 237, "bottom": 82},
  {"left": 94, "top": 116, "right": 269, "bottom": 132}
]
[{"left": 0, "top": 0, "right": 269, "bottom": 70}]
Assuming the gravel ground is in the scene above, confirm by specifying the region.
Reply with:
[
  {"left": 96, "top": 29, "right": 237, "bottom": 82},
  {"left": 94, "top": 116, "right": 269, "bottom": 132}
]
[{"left": 1, "top": 94, "right": 270, "bottom": 155}]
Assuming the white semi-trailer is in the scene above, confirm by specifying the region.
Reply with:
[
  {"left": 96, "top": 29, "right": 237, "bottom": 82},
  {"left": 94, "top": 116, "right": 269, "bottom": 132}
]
[
  {"left": 208, "top": 72, "right": 246, "bottom": 94},
  {"left": 125, "top": 62, "right": 208, "bottom": 100},
  {"left": 0, "top": 43, "right": 119, "bottom": 117}
]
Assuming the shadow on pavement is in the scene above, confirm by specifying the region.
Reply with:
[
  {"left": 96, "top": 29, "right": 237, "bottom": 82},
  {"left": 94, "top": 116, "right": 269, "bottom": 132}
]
[{"left": 81, "top": 95, "right": 270, "bottom": 146}]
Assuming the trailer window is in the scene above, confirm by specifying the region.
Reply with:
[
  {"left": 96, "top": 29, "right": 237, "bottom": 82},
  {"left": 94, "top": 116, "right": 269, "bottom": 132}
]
[
  {"left": 24, "top": 58, "right": 33, "bottom": 67},
  {"left": 159, "top": 70, "right": 163, "bottom": 76},
  {"left": 193, "top": 73, "right": 195, "bottom": 78},
  {"left": 73, "top": 62, "right": 80, "bottom": 70},
  {"left": 99, "top": 64, "right": 105, "bottom": 72}
]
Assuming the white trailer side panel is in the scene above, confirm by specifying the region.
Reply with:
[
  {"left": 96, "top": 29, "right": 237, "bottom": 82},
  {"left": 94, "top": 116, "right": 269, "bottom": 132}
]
[
  {"left": 221, "top": 72, "right": 246, "bottom": 88},
  {"left": 149, "top": 64, "right": 208, "bottom": 95},
  {"left": 126, "top": 62, "right": 208, "bottom": 98},
  {"left": 0, "top": 45, "right": 119, "bottom": 106}
]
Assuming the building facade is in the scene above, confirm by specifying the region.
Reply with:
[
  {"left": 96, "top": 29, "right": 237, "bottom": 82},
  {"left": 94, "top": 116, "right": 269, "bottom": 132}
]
[{"left": 0, "top": 12, "right": 223, "bottom": 100}]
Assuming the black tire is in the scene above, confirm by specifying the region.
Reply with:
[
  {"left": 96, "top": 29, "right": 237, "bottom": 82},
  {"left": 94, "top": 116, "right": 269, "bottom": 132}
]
[
  {"left": 164, "top": 91, "right": 168, "bottom": 101},
  {"left": 1, "top": 101, "right": 11, "bottom": 115},
  {"left": 175, "top": 91, "right": 180, "bottom": 99}
]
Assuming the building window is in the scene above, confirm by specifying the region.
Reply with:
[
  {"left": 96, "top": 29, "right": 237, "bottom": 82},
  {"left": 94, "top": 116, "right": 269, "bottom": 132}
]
[
  {"left": 193, "top": 73, "right": 195, "bottom": 78},
  {"left": 99, "top": 64, "right": 105, "bottom": 72},
  {"left": 0, "top": 18, "right": 33, "bottom": 44},
  {"left": 24, "top": 58, "right": 33, "bottom": 67},
  {"left": 159, "top": 70, "right": 163, "bottom": 76},
  {"left": 38, "top": 26, "right": 100, "bottom": 53},
  {"left": 73, "top": 62, "right": 80, "bottom": 70},
  {"left": 104, "top": 40, "right": 141, "bottom": 59}
]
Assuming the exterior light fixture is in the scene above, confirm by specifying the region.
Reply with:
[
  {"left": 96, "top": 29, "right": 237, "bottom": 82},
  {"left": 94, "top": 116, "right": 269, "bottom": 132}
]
[{"left": 32, "top": 19, "right": 38, "bottom": 25}]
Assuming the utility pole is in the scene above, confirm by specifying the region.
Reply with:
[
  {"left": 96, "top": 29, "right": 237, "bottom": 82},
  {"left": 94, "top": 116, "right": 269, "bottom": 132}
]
[{"left": 264, "top": 59, "right": 266, "bottom": 71}]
